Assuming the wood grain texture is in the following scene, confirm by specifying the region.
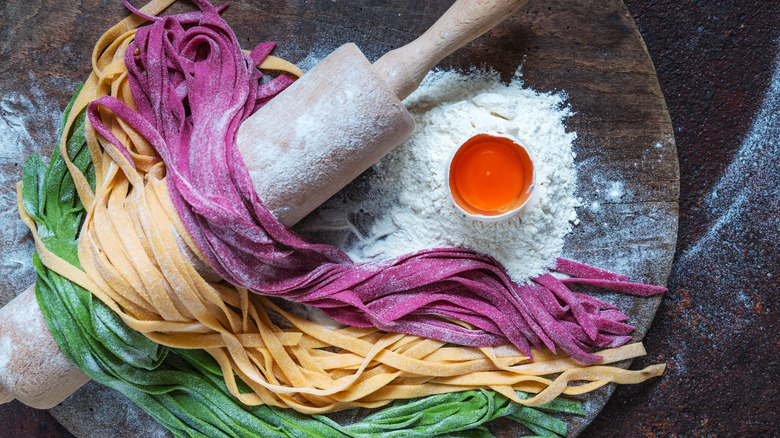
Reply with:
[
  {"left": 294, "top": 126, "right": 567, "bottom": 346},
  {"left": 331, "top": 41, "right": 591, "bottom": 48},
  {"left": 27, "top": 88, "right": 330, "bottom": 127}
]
[{"left": 0, "top": 0, "right": 677, "bottom": 436}]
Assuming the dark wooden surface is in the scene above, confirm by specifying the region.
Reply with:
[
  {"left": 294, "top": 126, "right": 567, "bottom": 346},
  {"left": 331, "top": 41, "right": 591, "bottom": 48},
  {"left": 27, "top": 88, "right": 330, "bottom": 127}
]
[{"left": 0, "top": 0, "right": 775, "bottom": 436}]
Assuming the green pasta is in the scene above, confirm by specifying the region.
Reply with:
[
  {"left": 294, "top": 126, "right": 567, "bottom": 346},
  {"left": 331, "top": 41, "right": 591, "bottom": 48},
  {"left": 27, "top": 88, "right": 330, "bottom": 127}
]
[{"left": 25, "top": 87, "right": 583, "bottom": 438}]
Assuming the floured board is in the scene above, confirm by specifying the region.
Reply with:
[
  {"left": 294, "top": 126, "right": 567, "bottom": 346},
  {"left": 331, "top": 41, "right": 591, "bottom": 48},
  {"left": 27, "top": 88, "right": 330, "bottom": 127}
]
[{"left": 0, "top": 0, "right": 677, "bottom": 436}]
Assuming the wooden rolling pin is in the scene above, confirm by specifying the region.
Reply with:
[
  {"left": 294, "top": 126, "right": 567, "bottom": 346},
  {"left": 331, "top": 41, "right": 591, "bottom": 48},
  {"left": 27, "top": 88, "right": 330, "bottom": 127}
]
[{"left": 0, "top": 0, "right": 528, "bottom": 410}]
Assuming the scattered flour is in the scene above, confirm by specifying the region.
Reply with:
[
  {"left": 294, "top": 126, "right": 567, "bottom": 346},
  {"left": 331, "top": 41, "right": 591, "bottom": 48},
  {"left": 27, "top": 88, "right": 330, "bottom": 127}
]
[
  {"left": 297, "top": 70, "right": 579, "bottom": 283},
  {"left": 606, "top": 181, "right": 625, "bottom": 201},
  {"left": 674, "top": 40, "right": 780, "bottom": 332},
  {"left": 0, "top": 77, "right": 66, "bottom": 306},
  {"left": 682, "top": 51, "right": 780, "bottom": 263},
  {"left": 0, "top": 335, "right": 11, "bottom": 376}
]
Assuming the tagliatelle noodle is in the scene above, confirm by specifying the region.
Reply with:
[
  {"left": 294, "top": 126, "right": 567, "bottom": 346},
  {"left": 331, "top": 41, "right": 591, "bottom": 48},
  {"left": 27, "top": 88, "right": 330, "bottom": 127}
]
[{"left": 19, "top": 0, "right": 665, "bottom": 415}]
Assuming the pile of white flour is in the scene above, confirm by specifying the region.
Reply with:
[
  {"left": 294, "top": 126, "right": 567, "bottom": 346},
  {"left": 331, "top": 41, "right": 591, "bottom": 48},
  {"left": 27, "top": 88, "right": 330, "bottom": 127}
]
[{"left": 297, "top": 70, "right": 579, "bottom": 283}]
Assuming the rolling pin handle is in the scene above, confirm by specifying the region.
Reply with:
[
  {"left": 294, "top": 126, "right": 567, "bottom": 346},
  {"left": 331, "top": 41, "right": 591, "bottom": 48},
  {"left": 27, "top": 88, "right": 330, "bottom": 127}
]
[
  {"left": 0, "top": 285, "right": 90, "bottom": 409},
  {"left": 0, "top": 385, "right": 13, "bottom": 404},
  {"left": 373, "top": 0, "right": 529, "bottom": 100}
]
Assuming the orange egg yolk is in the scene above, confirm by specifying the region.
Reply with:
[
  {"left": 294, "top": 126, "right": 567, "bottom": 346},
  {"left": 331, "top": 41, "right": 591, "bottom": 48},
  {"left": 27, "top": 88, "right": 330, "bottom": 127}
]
[{"left": 451, "top": 141, "right": 525, "bottom": 211}]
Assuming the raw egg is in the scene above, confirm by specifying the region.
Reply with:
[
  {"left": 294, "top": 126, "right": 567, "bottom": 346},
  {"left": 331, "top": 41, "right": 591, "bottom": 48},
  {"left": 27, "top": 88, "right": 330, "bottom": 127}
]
[{"left": 447, "top": 133, "right": 535, "bottom": 221}]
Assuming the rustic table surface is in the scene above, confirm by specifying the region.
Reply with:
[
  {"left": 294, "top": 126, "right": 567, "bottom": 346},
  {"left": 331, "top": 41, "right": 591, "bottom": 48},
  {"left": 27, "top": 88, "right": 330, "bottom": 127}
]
[{"left": 0, "top": 0, "right": 777, "bottom": 436}]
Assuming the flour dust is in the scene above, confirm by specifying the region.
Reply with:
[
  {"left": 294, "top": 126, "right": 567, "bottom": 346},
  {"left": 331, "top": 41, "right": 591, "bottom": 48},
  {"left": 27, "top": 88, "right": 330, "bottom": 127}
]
[
  {"left": 672, "top": 41, "right": 780, "bottom": 346},
  {"left": 0, "top": 75, "right": 67, "bottom": 305},
  {"left": 296, "top": 70, "right": 579, "bottom": 283}
]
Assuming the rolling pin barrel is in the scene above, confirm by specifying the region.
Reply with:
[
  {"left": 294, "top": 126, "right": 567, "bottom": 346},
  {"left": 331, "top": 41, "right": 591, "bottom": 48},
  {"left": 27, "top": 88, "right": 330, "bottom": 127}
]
[
  {"left": 237, "top": 43, "right": 415, "bottom": 227},
  {"left": 0, "top": 0, "right": 527, "bottom": 410}
]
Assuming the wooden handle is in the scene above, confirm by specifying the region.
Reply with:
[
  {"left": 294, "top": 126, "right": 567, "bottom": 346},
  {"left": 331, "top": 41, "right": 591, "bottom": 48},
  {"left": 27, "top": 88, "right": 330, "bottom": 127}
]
[
  {"left": 0, "top": 285, "right": 90, "bottom": 409},
  {"left": 373, "top": 0, "right": 528, "bottom": 100},
  {"left": 0, "top": 385, "right": 13, "bottom": 404}
]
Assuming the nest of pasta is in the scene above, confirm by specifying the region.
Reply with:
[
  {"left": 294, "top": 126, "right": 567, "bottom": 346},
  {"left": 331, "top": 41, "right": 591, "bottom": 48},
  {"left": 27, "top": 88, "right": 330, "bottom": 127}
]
[{"left": 18, "top": 1, "right": 665, "bottom": 437}]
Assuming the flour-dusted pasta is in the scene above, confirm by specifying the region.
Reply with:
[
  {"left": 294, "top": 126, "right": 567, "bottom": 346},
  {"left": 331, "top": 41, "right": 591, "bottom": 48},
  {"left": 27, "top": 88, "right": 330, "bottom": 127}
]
[{"left": 18, "top": 0, "right": 665, "bottom": 433}]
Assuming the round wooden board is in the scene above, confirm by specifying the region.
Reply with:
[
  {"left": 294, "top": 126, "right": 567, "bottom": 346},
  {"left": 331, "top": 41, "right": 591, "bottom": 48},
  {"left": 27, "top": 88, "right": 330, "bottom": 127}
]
[{"left": 0, "top": 0, "right": 677, "bottom": 436}]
